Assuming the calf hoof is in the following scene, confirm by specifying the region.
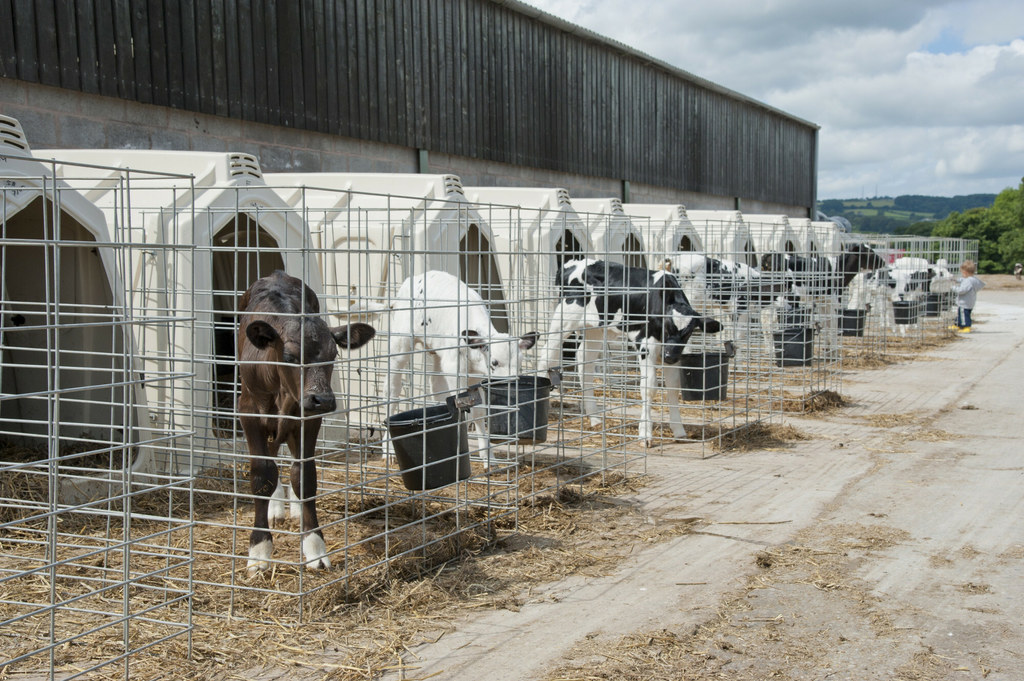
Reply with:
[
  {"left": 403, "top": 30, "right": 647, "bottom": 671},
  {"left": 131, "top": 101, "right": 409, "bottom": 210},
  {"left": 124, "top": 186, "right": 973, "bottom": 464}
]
[
  {"left": 303, "top": 533, "right": 332, "bottom": 570},
  {"left": 247, "top": 538, "right": 274, "bottom": 575}
]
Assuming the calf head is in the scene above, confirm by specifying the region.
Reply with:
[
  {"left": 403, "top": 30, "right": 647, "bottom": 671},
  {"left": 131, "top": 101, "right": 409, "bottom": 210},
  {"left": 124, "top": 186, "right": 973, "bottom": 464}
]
[
  {"left": 760, "top": 252, "right": 788, "bottom": 273},
  {"left": 462, "top": 329, "right": 540, "bottom": 379},
  {"left": 659, "top": 304, "right": 723, "bottom": 365},
  {"left": 841, "top": 243, "right": 888, "bottom": 275},
  {"left": 244, "top": 315, "right": 375, "bottom": 414}
]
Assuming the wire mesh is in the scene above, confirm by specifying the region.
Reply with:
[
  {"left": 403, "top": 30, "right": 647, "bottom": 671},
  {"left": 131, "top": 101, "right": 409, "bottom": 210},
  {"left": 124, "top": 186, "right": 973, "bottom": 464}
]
[
  {"left": 840, "top": 234, "right": 977, "bottom": 363},
  {"left": 1, "top": 112, "right": 983, "bottom": 678},
  {"left": 1, "top": 152, "right": 195, "bottom": 679}
]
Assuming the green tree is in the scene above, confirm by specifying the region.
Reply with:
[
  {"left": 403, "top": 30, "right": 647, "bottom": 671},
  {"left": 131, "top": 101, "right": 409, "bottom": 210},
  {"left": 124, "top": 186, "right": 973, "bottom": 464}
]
[
  {"left": 994, "top": 179, "right": 1024, "bottom": 269},
  {"left": 932, "top": 178, "right": 1024, "bottom": 273}
]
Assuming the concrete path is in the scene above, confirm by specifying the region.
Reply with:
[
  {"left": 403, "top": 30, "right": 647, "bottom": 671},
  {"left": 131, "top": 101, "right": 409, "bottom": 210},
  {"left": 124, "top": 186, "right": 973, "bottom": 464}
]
[{"left": 384, "top": 289, "right": 1024, "bottom": 680}]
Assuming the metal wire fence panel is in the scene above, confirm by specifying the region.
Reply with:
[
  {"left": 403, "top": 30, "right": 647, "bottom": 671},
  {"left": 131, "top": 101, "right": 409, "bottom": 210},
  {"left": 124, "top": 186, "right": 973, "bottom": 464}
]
[
  {"left": 840, "top": 234, "right": 978, "bottom": 363},
  {"left": 1, "top": 148, "right": 195, "bottom": 678},
  {"left": 5, "top": 112, "right": 983, "bottom": 676}
]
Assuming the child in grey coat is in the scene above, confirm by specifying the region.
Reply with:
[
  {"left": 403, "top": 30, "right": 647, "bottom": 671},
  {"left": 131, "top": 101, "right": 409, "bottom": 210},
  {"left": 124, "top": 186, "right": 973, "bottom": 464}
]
[{"left": 952, "top": 260, "right": 985, "bottom": 332}]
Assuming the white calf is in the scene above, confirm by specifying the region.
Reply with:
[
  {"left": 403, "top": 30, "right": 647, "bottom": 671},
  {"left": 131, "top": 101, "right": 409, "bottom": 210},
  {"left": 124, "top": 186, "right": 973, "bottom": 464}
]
[{"left": 356, "top": 271, "right": 537, "bottom": 458}]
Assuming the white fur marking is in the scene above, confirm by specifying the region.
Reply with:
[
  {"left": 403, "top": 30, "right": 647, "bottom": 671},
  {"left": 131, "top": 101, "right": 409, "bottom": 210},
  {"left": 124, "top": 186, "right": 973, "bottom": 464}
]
[
  {"left": 268, "top": 482, "right": 288, "bottom": 527},
  {"left": 303, "top": 533, "right": 331, "bottom": 570},
  {"left": 247, "top": 538, "right": 273, "bottom": 575}
]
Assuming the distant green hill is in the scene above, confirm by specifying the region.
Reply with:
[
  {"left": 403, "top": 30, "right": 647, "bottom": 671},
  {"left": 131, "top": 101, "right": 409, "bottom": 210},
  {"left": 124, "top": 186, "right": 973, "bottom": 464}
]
[{"left": 817, "top": 194, "right": 997, "bottom": 233}]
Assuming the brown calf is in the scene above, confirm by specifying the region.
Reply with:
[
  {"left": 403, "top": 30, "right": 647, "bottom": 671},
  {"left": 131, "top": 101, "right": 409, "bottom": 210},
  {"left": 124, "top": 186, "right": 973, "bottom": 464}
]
[{"left": 237, "top": 271, "right": 375, "bottom": 574}]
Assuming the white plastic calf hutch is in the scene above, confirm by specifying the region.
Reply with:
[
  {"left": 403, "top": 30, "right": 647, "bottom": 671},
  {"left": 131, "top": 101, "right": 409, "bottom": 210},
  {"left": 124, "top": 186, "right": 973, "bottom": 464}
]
[
  {"left": 622, "top": 203, "right": 704, "bottom": 266},
  {"left": 3, "top": 127, "right": 195, "bottom": 487},
  {"left": 742, "top": 213, "right": 801, "bottom": 260},
  {"left": 570, "top": 197, "right": 648, "bottom": 270},
  {"left": 1, "top": 117, "right": 193, "bottom": 678},
  {"left": 684, "top": 210, "right": 758, "bottom": 266},
  {"left": 790, "top": 217, "right": 824, "bottom": 254},
  {"left": 1, "top": 123, "right": 138, "bottom": 458},
  {"left": 461, "top": 186, "right": 593, "bottom": 333},
  {"left": 267, "top": 174, "right": 521, "bottom": 432},
  {"left": 33, "top": 148, "right": 321, "bottom": 473},
  {"left": 812, "top": 220, "right": 844, "bottom": 254}
]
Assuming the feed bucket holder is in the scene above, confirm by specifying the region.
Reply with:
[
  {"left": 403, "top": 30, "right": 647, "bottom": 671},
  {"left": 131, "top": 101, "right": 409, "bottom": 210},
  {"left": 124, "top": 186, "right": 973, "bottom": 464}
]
[
  {"left": 839, "top": 309, "right": 867, "bottom": 337},
  {"left": 773, "top": 326, "right": 813, "bottom": 367},
  {"left": 386, "top": 395, "right": 473, "bottom": 490},
  {"left": 678, "top": 352, "right": 730, "bottom": 401},
  {"left": 470, "top": 374, "right": 552, "bottom": 444},
  {"left": 892, "top": 300, "right": 920, "bottom": 325}
]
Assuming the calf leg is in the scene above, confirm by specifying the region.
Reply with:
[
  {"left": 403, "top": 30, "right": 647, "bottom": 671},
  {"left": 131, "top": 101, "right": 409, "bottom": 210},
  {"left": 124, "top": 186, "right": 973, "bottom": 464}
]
[
  {"left": 638, "top": 344, "right": 660, "bottom": 447},
  {"left": 383, "top": 334, "right": 414, "bottom": 461},
  {"left": 539, "top": 301, "right": 587, "bottom": 372},
  {"left": 661, "top": 360, "right": 686, "bottom": 440},
  {"left": 577, "top": 329, "right": 604, "bottom": 427},
  {"left": 241, "top": 416, "right": 278, "bottom": 575},
  {"left": 289, "top": 423, "right": 330, "bottom": 570},
  {"left": 386, "top": 333, "right": 414, "bottom": 408}
]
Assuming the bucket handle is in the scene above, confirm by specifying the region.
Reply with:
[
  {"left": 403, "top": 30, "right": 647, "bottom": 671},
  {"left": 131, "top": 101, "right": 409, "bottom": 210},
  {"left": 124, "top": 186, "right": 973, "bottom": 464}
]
[{"left": 448, "top": 388, "right": 482, "bottom": 417}]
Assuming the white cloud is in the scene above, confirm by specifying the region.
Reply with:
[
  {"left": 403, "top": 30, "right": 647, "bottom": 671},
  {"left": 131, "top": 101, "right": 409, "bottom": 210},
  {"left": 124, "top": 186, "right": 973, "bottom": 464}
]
[{"left": 522, "top": 0, "right": 1024, "bottom": 199}]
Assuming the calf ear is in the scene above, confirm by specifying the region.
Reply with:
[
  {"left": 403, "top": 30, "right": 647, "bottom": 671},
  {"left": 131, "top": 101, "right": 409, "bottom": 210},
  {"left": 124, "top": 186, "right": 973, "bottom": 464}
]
[
  {"left": 697, "top": 318, "right": 722, "bottom": 334},
  {"left": 245, "top": 320, "right": 279, "bottom": 349},
  {"left": 519, "top": 331, "right": 539, "bottom": 350},
  {"left": 332, "top": 323, "right": 376, "bottom": 350},
  {"left": 462, "top": 330, "right": 487, "bottom": 349}
]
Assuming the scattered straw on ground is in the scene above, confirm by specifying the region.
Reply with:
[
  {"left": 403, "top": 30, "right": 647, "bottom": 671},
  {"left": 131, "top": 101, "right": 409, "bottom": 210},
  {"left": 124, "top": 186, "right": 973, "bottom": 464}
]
[
  {"left": 901, "top": 428, "right": 963, "bottom": 443},
  {"left": 861, "top": 412, "right": 924, "bottom": 429},
  {"left": 843, "top": 352, "right": 896, "bottom": 370},
  {"left": 1, "top": 462, "right": 699, "bottom": 681},
  {"left": 543, "top": 520, "right": 978, "bottom": 681},
  {"left": 712, "top": 422, "right": 809, "bottom": 452},
  {"left": 780, "top": 389, "right": 847, "bottom": 415}
]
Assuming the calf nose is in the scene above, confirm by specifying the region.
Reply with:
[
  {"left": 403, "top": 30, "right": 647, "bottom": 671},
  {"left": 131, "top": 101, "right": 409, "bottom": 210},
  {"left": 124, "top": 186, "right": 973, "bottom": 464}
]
[{"left": 302, "top": 392, "right": 336, "bottom": 414}]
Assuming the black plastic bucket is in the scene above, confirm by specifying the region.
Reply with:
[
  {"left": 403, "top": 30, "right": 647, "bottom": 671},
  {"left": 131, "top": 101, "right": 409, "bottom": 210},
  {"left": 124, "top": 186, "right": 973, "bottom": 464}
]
[
  {"left": 474, "top": 375, "right": 552, "bottom": 444},
  {"left": 893, "top": 300, "right": 920, "bottom": 325},
  {"left": 678, "top": 352, "right": 730, "bottom": 401},
  {"left": 839, "top": 309, "right": 867, "bottom": 337},
  {"left": 777, "top": 305, "right": 811, "bottom": 328},
  {"left": 924, "top": 292, "right": 947, "bottom": 317},
  {"left": 386, "top": 397, "right": 471, "bottom": 490},
  {"left": 773, "top": 326, "right": 813, "bottom": 367}
]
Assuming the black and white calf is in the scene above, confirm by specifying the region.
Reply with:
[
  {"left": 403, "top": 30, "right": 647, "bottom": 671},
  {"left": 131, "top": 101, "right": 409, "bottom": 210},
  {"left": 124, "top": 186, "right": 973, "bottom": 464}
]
[
  {"left": 663, "top": 253, "right": 790, "bottom": 348},
  {"left": 759, "top": 243, "right": 890, "bottom": 346},
  {"left": 846, "top": 257, "right": 953, "bottom": 334},
  {"left": 539, "top": 259, "right": 722, "bottom": 446},
  {"left": 759, "top": 242, "right": 889, "bottom": 299},
  {"left": 237, "top": 271, "right": 375, "bottom": 574}
]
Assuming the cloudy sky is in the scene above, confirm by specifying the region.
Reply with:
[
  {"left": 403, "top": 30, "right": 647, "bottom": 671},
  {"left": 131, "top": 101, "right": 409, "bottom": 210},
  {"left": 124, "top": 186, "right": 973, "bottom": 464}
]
[{"left": 521, "top": 0, "right": 1024, "bottom": 199}]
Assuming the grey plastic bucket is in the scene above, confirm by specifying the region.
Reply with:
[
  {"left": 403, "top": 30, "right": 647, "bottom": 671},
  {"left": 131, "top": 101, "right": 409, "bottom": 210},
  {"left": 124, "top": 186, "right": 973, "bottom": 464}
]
[
  {"left": 839, "top": 309, "right": 866, "bottom": 337},
  {"left": 773, "top": 326, "right": 813, "bottom": 367},
  {"left": 386, "top": 397, "right": 471, "bottom": 490},
  {"left": 474, "top": 375, "right": 552, "bottom": 444},
  {"left": 678, "top": 352, "right": 730, "bottom": 401}
]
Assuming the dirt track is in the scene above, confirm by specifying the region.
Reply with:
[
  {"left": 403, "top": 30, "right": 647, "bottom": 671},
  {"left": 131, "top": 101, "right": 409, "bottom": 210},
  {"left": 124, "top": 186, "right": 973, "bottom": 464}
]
[{"left": 383, "top": 284, "right": 1024, "bottom": 680}]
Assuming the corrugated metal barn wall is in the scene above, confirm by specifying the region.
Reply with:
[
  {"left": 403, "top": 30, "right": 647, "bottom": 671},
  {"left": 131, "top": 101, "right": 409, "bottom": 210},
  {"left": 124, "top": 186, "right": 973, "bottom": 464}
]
[{"left": 0, "top": 0, "right": 817, "bottom": 208}]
